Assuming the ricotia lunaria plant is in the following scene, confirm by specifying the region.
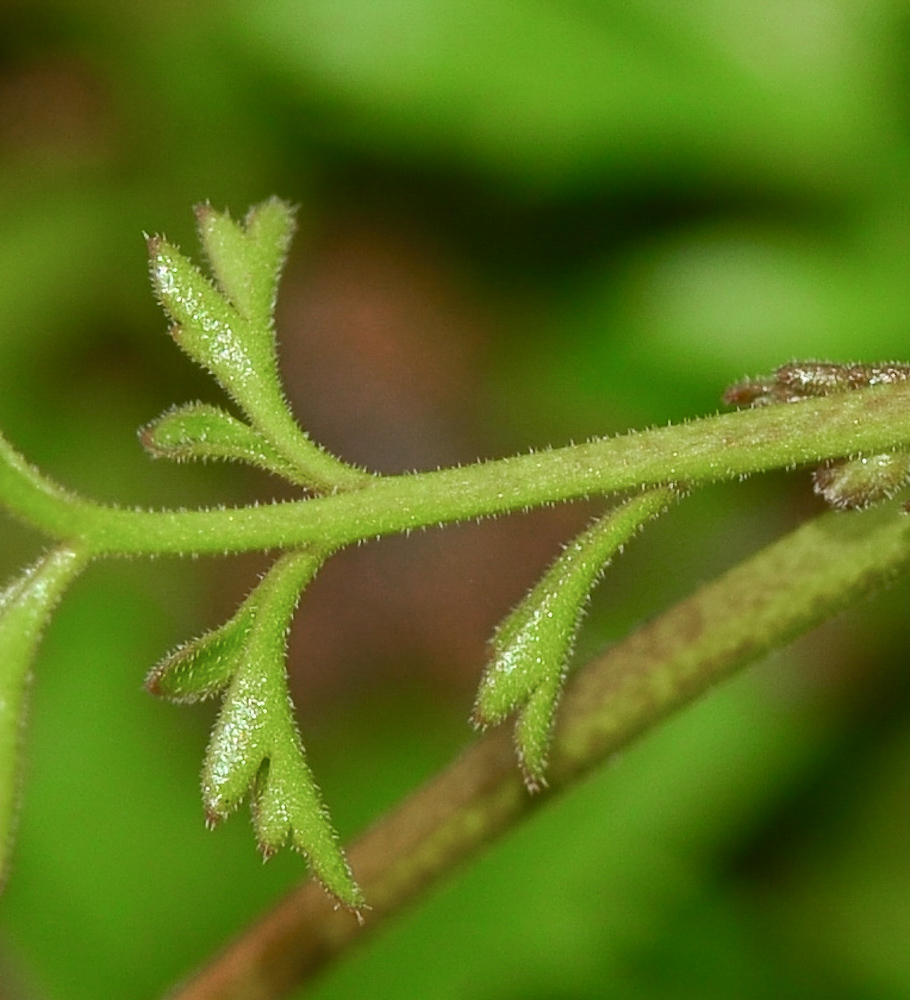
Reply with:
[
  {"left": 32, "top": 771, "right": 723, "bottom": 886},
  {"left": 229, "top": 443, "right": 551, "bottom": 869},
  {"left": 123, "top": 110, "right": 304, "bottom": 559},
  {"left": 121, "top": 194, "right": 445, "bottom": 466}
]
[{"left": 4, "top": 200, "right": 910, "bottom": 911}]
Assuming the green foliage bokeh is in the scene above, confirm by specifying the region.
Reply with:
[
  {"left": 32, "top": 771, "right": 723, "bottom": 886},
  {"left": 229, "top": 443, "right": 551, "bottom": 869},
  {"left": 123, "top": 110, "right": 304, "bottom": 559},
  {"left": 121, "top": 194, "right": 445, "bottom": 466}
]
[{"left": 2, "top": 2, "right": 910, "bottom": 997}]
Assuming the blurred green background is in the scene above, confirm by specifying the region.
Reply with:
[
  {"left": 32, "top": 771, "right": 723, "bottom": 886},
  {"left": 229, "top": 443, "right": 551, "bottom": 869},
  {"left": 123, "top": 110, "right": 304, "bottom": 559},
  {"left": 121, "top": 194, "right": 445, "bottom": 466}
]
[{"left": 3, "top": 1, "right": 910, "bottom": 997}]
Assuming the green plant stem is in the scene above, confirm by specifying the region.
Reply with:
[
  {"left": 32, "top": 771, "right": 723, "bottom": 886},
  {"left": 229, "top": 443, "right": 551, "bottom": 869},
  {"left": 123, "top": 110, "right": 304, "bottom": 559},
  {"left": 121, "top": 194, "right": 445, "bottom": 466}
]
[
  {"left": 164, "top": 501, "right": 910, "bottom": 1000},
  {"left": 5, "top": 382, "right": 910, "bottom": 557},
  {"left": 0, "top": 544, "right": 90, "bottom": 882}
]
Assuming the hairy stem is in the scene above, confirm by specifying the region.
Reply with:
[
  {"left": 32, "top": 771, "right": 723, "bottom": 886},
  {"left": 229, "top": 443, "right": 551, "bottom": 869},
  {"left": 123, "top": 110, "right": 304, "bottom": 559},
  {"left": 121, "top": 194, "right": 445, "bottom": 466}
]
[
  {"left": 4, "top": 382, "right": 910, "bottom": 556},
  {"left": 165, "top": 501, "right": 910, "bottom": 1000},
  {"left": 0, "top": 544, "right": 90, "bottom": 882}
]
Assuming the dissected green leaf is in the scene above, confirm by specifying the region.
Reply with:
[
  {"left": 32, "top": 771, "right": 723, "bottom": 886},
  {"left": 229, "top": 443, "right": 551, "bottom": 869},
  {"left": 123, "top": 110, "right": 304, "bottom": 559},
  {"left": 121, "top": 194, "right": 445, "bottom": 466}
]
[
  {"left": 147, "top": 202, "right": 371, "bottom": 494},
  {"left": 0, "top": 546, "right": 88, "bottom": 887},
  {"left": 474, "top": 487, "right": 677, "bottom": 787},
  {"left": 195, "top": 198, "right": 295, "bottom": 328},
  {"left": 149, "top": 548, "right": 362, "bottom": 907},
  {"left": 198, "top": 554, "right": 314, "bottom": 824},
  {"left": 139, "top": 402, "right": 310, "bottom": 484}
]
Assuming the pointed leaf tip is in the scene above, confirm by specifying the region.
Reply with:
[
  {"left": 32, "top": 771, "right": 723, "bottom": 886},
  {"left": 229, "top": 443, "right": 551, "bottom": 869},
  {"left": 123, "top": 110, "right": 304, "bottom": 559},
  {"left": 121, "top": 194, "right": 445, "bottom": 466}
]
[
  {"left": 514, "top": 674, "right": 563, "bottom": 792},
  {"left": 252, "top": 743, "right": 363, "bottom": 909}
]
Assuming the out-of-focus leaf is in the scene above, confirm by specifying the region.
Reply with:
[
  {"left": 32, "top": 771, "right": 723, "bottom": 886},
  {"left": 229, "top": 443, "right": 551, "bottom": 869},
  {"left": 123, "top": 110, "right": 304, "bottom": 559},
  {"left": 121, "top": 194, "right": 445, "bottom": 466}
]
[{"left": 231, "top": 0, "right": 894, "bottom": 192}]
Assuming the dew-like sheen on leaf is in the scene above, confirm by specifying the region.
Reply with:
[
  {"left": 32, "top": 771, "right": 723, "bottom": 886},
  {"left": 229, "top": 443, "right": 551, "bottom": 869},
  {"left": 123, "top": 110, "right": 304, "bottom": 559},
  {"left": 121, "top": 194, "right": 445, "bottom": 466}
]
[
  {"left": 147, "top": 235, "right": 271, "bottom": 407},
  {"left": 148, "top": 549, "right": 363, "bottom": 908},
  {"left": 146, "top": 201, "right": 371, "bottom": 495}
]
